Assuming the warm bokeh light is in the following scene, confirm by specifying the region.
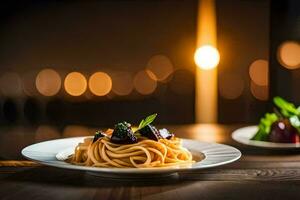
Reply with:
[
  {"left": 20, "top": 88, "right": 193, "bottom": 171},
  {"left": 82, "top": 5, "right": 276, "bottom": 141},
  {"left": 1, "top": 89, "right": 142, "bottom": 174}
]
[
  {"left": 146, "top": 55, "right": 174, "bottom": 81},
  {"left": 193, "top": 124, "right": 223, "bottom": 143},
  {"left": 194, "top": 45, "right": 220, "bottom": 70},
  {"left": 133, "top": 70, "right": 157, "bottom": 95},
  {"left": 175, "top": 124, "right": 224, "bottom": 143},
  {"left": 249, "top": 59, "right": 269, "bottom": 86},
  {"left": 277, "top": 41, "right": 300, "bottom": 69},
  {"left": 22, "top": 71, "right": 38, "bottom": 96},
  {"left": 35, "top": 125, "right": 60, "bottom": 142},
  {"left": 111, "top": 72, "right": 133, "bottom": 96},
  {"left": 36, "top": 69, "right": 61, "bottom": 96},
  {"left": 89, "top": 72, "right": 112, "bottom": 96},
  {"left": 250, "top": 81, "right": 269, "bottom": 101},
  {"left": 0, "top": 72, "right": 23, "bottom": 97},
  {"left": 64, "top": 72, "right": 87, "bottom": 96},
  {"left": 219, "top": 73, "right": 244, "bottom": 99}
]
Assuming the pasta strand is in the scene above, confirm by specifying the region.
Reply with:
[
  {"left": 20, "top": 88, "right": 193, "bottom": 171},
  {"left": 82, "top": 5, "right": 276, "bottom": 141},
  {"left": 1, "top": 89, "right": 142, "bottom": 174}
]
[{"left": 69, "top": 137, "right": 195, "bottom": 168}]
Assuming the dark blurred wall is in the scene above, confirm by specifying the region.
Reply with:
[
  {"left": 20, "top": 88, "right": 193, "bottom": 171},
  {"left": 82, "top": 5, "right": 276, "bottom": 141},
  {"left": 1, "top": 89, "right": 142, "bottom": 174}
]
[
  {"left": 1, "top": 0, "right": 296, "bottom": 126},
  {"left": 269, "top": 0, "right": 300, "bottom": 103},
  {"left": 217, "top": 0, "right": 270, "bottom": 124},
  {"left": 0, "top": 1, "right": 197, "bottom": 71},
  {"left": 0, "top": 1, "right": 197, "bottom": 126}
]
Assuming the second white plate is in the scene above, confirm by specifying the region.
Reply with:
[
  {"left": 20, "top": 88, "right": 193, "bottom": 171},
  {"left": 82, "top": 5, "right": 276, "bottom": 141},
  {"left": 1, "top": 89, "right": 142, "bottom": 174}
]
[{"left": 232, "top": 126, "right": 300, "bottom": 148}]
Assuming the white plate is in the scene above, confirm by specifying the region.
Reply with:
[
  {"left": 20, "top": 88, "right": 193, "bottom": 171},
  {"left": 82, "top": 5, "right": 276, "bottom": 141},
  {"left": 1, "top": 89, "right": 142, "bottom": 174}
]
[
  {"left": 22, "top": 137, "right": 241, "bottom": 177},
  {"left": 232, "top": 126, "right": 300, "bottom": 148}
]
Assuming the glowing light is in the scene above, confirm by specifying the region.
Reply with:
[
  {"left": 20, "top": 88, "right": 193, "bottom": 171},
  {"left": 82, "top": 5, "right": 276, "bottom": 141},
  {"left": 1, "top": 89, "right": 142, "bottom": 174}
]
[
  {"left": 36, "top": 69, "right": 61, "bottom": 96},
  {"left": 193, "top": 125, "right": 223, "bottom": 143},
  {"left": 194, "top": 45, "right": 220, "bottom": 70},
  {"left": 133, "top": 70, "right": 157, "bottom": 95},
  {"left": 249, "top": 59, "right": 268, "bottom": 86},
  {"left": 0, "top": 72, "right": 23, "bottom": 97},
  {"left": 64, "top": 72, "right": 87, "bottom": 96},
  {"left": 277, "top": 41, "right": 300, "bottom": 69},
  {"left": 111, "top": 72, "right": 133, "bottom": 96},
  {"left": 146, "top": 55, "right": 174, "bottom": 81},
  {"left": 195, "top": 0, "right": 218, "bottom": 123},
  {"left": 219, "top": 73, "right": 244, "bottom": 99},
  {"left": 250, "top": 81, "right": 268, "bottom": 101},
  {"left": 89, "top": 72, "right": 112, "bottom": 96}
]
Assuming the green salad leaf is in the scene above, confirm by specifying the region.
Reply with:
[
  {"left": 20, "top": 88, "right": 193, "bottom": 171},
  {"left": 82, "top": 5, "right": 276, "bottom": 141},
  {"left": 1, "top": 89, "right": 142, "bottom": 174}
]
[
  {"left": 273, "top": 96, "right": 300, "bottom": 117},
  {"left": 290, "top": 115, "right": 300, "bottom": 126},
  {"left": 273, "top": 96, "right": 300, "bottom": 133},
  {"left": 251, "top": 113, "right": 278, "bottom": 141},
  {"left": 252, "top": 97, "right": 300, "bottom": 141},
  {"left": 289, "top": 116, "right": 300, "bottom": 133}
]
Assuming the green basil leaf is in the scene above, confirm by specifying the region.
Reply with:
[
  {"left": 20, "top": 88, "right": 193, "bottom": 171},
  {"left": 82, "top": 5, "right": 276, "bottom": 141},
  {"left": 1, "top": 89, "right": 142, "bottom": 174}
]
[
  {"left": 144, "top": 113, "right": 157, "bottom": 125},
  {"left": 138, "top": 119, "right": 145, "bottom": 130},
  {"left": 136, "top": 113, "right": 157, "bottom": 132}
]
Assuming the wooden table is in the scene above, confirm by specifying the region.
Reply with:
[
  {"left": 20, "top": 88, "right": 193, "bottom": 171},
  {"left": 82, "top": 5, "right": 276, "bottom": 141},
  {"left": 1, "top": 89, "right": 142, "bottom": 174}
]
[{"left": 1, "top": 124, "right": 300, "bottom": 200}]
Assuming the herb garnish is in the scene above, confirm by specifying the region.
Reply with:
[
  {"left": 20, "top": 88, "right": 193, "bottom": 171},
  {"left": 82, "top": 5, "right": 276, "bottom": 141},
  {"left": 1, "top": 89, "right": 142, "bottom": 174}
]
[{"left": 135, "top": 113, "right": 157, "bottom": 133}]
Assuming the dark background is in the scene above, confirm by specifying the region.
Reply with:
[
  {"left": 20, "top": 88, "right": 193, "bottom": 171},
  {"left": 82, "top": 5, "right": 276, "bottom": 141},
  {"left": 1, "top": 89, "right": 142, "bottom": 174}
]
[{"left": 0, "top": 0, "right": 298, "bottom": 127}]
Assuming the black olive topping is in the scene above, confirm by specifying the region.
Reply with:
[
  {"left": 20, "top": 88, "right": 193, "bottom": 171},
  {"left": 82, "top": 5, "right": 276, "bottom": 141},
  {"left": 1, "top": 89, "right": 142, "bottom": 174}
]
[
  {"left": 139, "top": 124, "right": 162, "bottom": 141},
  {"left": 111, "top": 121, "right": 137, "bottom": 144}
]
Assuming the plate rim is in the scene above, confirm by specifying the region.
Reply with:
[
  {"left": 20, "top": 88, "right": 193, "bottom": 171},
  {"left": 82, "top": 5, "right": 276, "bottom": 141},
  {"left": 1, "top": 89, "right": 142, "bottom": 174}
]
[
  {"left": 232, "top": 125, "right": 300, "bottom": 148},
  {"left": 22, "top": 137, "right": 241, "bottom": 174}
]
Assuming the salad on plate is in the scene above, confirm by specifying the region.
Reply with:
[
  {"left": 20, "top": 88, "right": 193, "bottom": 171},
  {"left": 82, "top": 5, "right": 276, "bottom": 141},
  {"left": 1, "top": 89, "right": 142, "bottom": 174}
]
[{"left": 251, "top": 97, "right": 300, "bottom": 143}]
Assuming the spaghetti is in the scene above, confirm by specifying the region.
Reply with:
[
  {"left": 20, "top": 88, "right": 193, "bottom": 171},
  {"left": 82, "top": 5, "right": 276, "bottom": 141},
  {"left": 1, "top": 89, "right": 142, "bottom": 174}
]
[{"left": 69, "top": 136, "right": 194, "bottom": 168}]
